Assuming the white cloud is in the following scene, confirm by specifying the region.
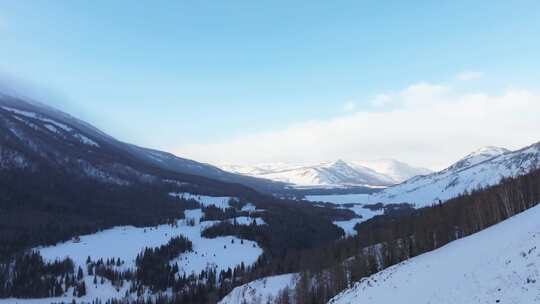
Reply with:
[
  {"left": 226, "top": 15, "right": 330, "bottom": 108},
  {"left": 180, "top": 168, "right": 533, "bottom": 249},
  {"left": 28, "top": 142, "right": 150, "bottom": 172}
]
[
  {"left": 457, "top": 71, "right": 484, "bottom": 81},
  {"left": 175, "top": 82, "right": 540, "bottom": 170}
]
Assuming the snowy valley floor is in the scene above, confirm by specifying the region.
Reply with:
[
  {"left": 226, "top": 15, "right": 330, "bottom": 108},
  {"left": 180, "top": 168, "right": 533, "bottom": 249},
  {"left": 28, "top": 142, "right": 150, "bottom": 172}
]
[{"left": 0, "top": 196, "right": 264, "bottom": 304}]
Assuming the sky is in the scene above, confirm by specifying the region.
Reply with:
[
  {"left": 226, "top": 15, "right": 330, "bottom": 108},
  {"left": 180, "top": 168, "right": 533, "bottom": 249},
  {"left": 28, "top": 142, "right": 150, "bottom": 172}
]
[{"left": 0, "top": 1, "right": 539, "bottom": 169}]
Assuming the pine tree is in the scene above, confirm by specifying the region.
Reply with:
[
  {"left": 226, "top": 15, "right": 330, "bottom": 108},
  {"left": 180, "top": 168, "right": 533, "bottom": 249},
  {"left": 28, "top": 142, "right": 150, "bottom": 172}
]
[{"left": 77, "top": 267, "right": 84, "bottom": 281}]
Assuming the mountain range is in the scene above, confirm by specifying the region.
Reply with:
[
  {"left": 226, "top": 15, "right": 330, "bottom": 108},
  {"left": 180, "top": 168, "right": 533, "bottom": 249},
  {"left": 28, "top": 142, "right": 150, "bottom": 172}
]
[
  {"left": 318, "top": 144, "right": 540, "bottom": 208},
  {"left": 219, "top": 159, "right": 432, "bottom": 189}
]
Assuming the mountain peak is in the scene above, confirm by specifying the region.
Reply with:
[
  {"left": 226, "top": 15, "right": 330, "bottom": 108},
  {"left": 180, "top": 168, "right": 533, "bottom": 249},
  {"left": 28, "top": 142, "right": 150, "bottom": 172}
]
[
  {"left": 447, "top": 146, "right": 510, "bottom": 172},
  {"left": 327, "top": 159, "right": 349, "bottom": 168},
  {"left": 469, "top": 146, "right": 510, "bottom": 157}
]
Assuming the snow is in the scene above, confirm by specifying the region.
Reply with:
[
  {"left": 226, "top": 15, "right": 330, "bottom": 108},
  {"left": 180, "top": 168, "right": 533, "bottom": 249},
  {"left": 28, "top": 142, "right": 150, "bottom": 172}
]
[
  {"left": 2, "top": 105, "right": 74, "bottom": 132},
  {"left": 39, "top": 117, "right": 73, "bottom": 132},
  {"left": 330, "top": 203, "right": 540, "bottom": 304},
  {"left": 241, "top": 203, "right": 257, "bottom": 212},
  {"left": 307, "top": 143, "right": 540, "bottom": 209},
  {"left": 169, "top": 192, "right": 234, "bottom": 209},
  {"left": 350, "top": 159, "right": 432, "bottom": 183},
  {"left": 372, "top": 143, "right": 540, "bottom": 207},
  {"left": 306, "top": 195, "right": 383, "bottom": 236},
  {"left": 0, "top": 274, "right": 132, "bottom": 304},
  {"left": 43, "top": 124, "right": 59, "bottom": 133},
  {"left": 220, "top": 159, "right": 431, "bottom": 188},
  {"left": 1, "top": 106, "right": 38, "bottom": 118},
  {"left": 331, "top": 205, "right": 383, "bottom": 236},
  {"left": 73, "top": 133, "right": 99, "bottom": 147},
  {"left": 23, "top": 194, "right": 264, "bottom": 303},
  {"left": 39, "top": 208, "right": 262, "bottom": 277},
  {"left": 447, "top": 146, "right": 510, "bottom": 171},
  {"left": 306, "top": 194, "right": 371, "bottom": 205},
  {"left": 171, "top": 220, "right": 261, "bottom": 276},
  {"left": 219, "top": 273, "right": 298, "bottom": 304},
  {"left": 342, "top": 205, "right": 383, "bottom": 220},
  {"left": 219, "top": 160, "right": 399, "bottom": 188},
  {"left": 333, "top": 218, "right": 364, "bottom": 236}
]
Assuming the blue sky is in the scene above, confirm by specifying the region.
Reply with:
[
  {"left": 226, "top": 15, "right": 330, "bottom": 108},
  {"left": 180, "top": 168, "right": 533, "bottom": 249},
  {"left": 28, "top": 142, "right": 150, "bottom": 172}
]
[{"left": 1, "top": 1, "right": 539, "bottom": 168}]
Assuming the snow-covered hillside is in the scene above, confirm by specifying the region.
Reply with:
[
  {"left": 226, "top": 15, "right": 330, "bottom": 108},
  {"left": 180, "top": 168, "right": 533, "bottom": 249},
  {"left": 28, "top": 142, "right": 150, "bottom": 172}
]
[
  {"left": 258, "top": 160, "right": 394, "bottom": 188},
  {"left": 350, "top": 159, "right": 432, "bottom": 183},
  {"left": 330, "top": 202, "right": 540, "bottom": 304},
  {"left": 219, "top": 274, "right": 298, "bottom": 304},
  {"left": 306, "top": 144, "right": 540, "bottom": 208},
  {"left": 374, "top": 144, "right": 539, "bottom": 207},
  {"left": 2, "top": 195, "right": 264, "bottom": 304},
  {"left": 219, "top": 159, "right": 430, "bottom": 189}
]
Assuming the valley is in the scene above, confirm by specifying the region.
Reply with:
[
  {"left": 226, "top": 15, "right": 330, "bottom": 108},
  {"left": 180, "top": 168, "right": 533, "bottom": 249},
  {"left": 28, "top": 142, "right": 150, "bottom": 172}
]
[
  {"left": 1, "top": 93, "right": 540, "bottom": 304},
  {"left": 1, "top": 4, "right": 538, "bottom": 304}
]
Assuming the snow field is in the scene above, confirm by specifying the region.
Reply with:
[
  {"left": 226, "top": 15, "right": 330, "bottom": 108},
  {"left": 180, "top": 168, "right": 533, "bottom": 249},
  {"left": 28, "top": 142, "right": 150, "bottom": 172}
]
[
  {"left": 9, "top": 195, "right": 266, "bottom": 303},
  {"left": 219, "top": 273, "right": 298, "bottom": 304}
]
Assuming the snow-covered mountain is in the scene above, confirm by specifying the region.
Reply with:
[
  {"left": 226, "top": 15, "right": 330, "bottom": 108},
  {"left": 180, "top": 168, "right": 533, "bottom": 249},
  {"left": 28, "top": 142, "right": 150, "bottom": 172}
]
[
  {"left": 329, "top": 202, "right": 540, "bottom": 304},
  {"left": 370, "top": 144, "right": 540, "bottom": 207},
  {"left": 0, "top": 93, "right": 285, "bottom": 193},
  {"left": 350, "top": 159, "right": 432, "bottom": 183},
  {"left": 219, "top": 159, "right": 431, "bottom": 189},
  {"left": 258, "top": 160, "right": 395, "bottom": 188},
  {"left": 445, "top": 146, "right": 510, "bottom": 171}
]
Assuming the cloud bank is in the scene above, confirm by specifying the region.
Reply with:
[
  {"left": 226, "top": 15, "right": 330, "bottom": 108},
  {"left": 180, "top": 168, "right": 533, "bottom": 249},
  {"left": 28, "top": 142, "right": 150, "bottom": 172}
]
[{"left": 175, "top": 81, "right": 540, "bottom": 170}]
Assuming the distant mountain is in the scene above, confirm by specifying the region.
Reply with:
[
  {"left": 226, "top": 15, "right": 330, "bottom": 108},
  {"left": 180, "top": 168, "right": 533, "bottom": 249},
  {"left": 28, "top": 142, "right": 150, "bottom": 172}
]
[
  {"left": 371, "top": 144, "right": 539, "bottom": 207},
  {"left": 220, "top": 159, "right": 431, "bottom": 189},
  {"left": 349, "top": 159, "right": 432, "bottom": 183},
  {"left": 259, "top": 160, "right": 395, "bottom": 188},
  {"left": 0, "top": 93, "right": 285, "bottom": 193}
]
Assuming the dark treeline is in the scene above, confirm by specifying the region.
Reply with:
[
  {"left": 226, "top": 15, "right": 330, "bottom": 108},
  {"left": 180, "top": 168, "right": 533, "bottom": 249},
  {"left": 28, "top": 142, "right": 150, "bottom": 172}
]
[
  {"left": 202, "top": 205, "right": 348, "bottom": 259},
  {"left": 0, "top": 251, "right": 78, "bottom": 298},
  {"left": 135, "top": 236, "right": 193, "bottom": 292},
  {"left": 200, "top": 205, "right": 250, "bottom": 221}
]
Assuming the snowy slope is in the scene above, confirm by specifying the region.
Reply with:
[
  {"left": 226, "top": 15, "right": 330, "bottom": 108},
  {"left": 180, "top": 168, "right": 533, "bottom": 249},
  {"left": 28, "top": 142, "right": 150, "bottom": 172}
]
[
  {"left": 371, "top": 144, "right": 539, "bottom": 207},
  {"left": 220, "top": 163, "right": 294, "bottom": 176},
  {"left": 220, "top": 159, "right": 431, "bottom": 189},
  {"left": 38, "top": 196, "right": 263, "bottom": 276},
  {"left": 221, "top": 160, "right": 397, "bottom": 188},
  {"left": 261, "top": 160, "right": 394, "bottom": 188},
  {"left": 330, "top": 202, "right": 540, "bottom": 304},
  {"left": 219, "top": 273, "right": 298, "bottom": 304},
  {"left": 350, "top": 159, "right": 432, "bottom": 183},
  {"left": 0, "top": 195, "right": 266, "bottom": 304},
  {"left": 307, "top": 145, "right": 538, "bottom": 207},
  {"left": 446, "top": 146, "right": 510, "bottom": 171},
  {"left": 0, "top": 93, "right": 285, "bottom": 192}
]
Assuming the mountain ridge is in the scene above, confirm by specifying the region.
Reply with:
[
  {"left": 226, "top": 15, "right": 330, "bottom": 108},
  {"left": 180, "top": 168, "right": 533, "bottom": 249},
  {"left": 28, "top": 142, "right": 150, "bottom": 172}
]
[
  {"left": 219, "top": 159, "right": 431, "bottom": 189},
  {"left": 370, "top": 142, "right": 540, "bottom": 207},
  {"left": 0, "top": 93, "right": 286, "bottom": 194}
]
